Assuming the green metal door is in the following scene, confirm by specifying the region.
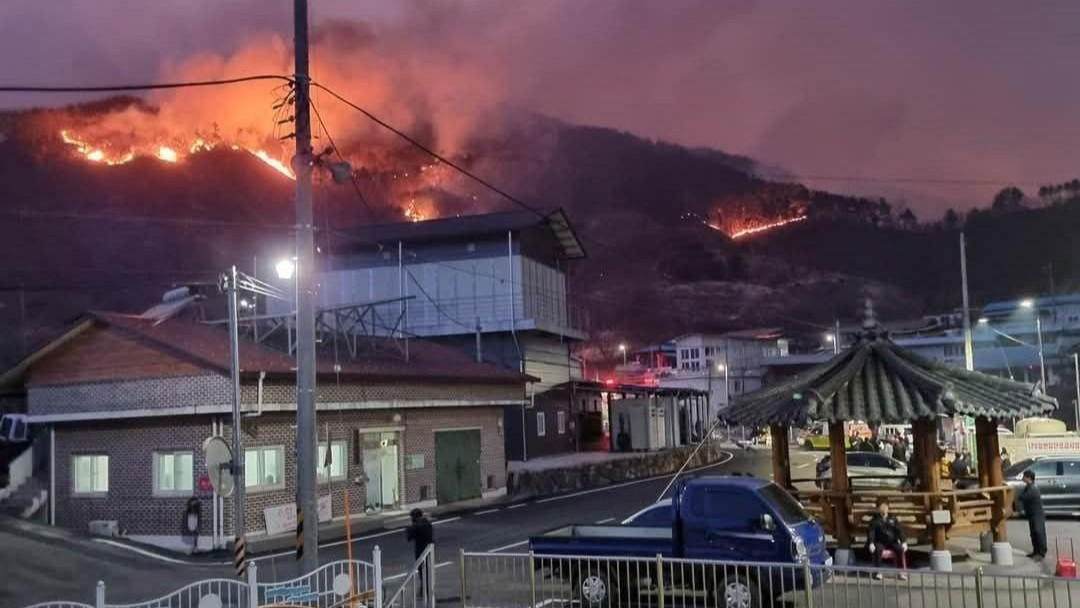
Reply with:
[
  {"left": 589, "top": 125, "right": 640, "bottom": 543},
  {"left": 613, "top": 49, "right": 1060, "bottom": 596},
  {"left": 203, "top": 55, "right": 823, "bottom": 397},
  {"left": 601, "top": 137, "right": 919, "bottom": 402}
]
[{"left": 435, "top": 430, "right": 482, "bottom": 504}]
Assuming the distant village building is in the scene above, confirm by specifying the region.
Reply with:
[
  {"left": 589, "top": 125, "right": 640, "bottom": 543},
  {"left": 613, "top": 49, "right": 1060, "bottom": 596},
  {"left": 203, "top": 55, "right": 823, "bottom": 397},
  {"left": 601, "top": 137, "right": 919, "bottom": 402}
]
[{"left": 660, "top": 329, "right": 792, "bottom": 419}]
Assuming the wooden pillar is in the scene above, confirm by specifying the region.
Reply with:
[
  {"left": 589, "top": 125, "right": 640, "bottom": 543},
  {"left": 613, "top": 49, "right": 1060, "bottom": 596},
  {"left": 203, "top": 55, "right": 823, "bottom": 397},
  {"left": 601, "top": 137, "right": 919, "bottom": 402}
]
[
  {"left": 979, "top": 417, "right": 1008, "bottom": 542},
  {"left": 975, "top": 418, "right": 991, "bottom": 489},
  {"left": 770, "top": 424, "right": 791, "bottom": 488},
  {"left": 828, "top": 420, "right": 851, "bottom": 548},
  {"left": 915, "top": 418, "right": 946, "bottom": 551}
]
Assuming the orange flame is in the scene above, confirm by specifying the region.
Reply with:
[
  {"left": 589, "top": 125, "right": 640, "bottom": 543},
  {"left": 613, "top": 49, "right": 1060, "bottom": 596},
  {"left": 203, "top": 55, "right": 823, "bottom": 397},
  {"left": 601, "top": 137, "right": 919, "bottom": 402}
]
[
  {"left": 717, "top": 215, "right": 808, "bottom": 239},
  {"left": 57, "top": 129, "right": 294, "bottom": 179}
]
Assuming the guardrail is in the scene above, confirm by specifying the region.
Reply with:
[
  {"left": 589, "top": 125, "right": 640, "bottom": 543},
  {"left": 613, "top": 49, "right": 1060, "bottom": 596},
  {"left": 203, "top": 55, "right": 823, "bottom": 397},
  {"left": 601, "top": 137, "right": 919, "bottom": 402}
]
[
  {"left": 23, "top": 552, "right": 382, "bottom": 608},
  {"left": 460, "top": 551, "right": 1080, "bottom": 608}
]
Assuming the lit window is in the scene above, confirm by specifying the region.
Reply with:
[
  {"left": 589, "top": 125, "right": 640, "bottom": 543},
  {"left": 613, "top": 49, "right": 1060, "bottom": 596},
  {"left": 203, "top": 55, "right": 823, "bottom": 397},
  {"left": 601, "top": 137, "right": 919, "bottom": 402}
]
[
  {"left": 557, "top": 410, "right": 567, "bottom": 435},
  {"left": 317, "top": 440, "right": 348, "bottom": 483},
  {"left": 537, "top": 412, "right": 547, "bottom": 437},
  {"left": 153, "top": 451, "right": 194, "bottom": 495},
  {"left": 245, "top": 446, "right": 285, "bottom": 491},
  {"left": 73, "top": 455, "right": 109, "bottom": 495}
]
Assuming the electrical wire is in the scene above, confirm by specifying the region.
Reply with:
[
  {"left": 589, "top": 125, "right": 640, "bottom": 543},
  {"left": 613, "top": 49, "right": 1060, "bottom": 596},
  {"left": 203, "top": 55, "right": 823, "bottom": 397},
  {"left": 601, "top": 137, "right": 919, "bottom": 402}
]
[
  {"left": 0, "top": 208, "right": 296, "bottom": 230},
  {"left": 0, "top": 75, "right": 292, "bottom": 93},
  {"left": 309, "top": 98, "right": 374, "bottom": 215},
  {"left": 311, "top": 81, "right": 549, "bottom": 219}
]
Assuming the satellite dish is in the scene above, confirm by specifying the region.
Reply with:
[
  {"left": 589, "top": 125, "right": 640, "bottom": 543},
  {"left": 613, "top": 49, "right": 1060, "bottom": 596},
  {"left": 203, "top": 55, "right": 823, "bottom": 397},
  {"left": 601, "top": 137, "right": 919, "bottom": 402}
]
[{"left": 203, "top": 436, "right": 235, "bottom": 498}]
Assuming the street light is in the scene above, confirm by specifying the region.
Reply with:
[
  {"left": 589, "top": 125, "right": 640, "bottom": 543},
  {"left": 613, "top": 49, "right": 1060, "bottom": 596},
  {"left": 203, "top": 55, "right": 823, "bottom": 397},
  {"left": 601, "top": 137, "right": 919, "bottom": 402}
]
[
  {"left": 275, "top": 258, "right": 296, "bottom": 280},
  {"left": 618, "top": 343, "right": 627, "bottom": 366},
  {"left": 1016, "top": 299, "right": 1047, "bottom": 388}
]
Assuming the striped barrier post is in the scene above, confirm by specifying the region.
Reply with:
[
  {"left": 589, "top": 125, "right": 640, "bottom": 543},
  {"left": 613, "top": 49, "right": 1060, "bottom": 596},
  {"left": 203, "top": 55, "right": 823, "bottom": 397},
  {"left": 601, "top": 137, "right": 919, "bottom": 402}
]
[{"left": 234, "top": 535, "right": 247, "bottom": 577}]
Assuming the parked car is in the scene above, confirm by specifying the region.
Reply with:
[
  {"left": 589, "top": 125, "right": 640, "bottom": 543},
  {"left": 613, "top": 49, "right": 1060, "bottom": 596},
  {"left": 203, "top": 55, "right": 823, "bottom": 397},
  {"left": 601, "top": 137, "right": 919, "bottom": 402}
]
[
  {"left": 1005, "top": 455, "right": 1080, "bottom": 516},
  {"left": 531, "top": 476, "right": 830, "bottom": 608},
  {"left": 820, "top": 451, "right": 907, "bottom": 488}
]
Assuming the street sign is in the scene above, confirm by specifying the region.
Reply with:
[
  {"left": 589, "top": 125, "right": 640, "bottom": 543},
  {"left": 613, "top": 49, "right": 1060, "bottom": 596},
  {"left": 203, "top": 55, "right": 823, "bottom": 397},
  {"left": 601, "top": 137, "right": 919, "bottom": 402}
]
[
  {"left": 197, "top": 474, "right": 213, "bottom": 494},
  {"left": 203, "top": 436, "right": 234, "bottom": 498}
]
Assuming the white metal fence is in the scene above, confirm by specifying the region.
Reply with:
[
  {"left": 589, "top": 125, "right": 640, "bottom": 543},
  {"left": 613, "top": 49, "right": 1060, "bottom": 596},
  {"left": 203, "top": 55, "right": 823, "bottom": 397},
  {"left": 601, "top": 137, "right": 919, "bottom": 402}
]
[
  {"left": 460, "top": 551, "right": 1080, "bottom": 608},
  {"left": 23, "top": 550, "right": 382, "bottom": 608},
  {"left": 383, "top": 545, "right": 435, "bottom": 608}
]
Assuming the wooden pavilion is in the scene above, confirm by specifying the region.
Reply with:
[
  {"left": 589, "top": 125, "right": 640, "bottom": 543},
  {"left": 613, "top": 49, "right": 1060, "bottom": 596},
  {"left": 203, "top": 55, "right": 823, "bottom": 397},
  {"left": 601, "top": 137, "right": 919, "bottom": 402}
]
[{"left": 724, "top": 307, "right": 1056, "bottom": 570}]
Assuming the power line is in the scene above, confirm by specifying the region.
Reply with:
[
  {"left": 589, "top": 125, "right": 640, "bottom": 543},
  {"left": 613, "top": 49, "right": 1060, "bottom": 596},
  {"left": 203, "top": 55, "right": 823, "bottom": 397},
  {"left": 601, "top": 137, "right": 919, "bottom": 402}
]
[
  {"left": 0, "top": 75, "right": 292, "bottom": 94},
  {"left": 756, "top": 172, "right": 1045, "bottom": 188},
  {"left": 311, "top": 81, "right": 549, "bottom": 219},
  {"left": 308, "top": 98, "right": 374, "bottom": 216}
]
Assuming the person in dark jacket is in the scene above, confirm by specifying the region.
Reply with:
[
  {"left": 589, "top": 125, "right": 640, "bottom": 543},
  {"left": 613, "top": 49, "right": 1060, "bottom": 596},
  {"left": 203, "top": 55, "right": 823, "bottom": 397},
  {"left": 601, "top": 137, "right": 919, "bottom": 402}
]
[
  {"left": 406, "top": 508, "right": 434, "bottom": 589},
  {"left": 867, "top": 497, "right": 907, "bottom": 579},
  {"left": 1018, "top": 470, "right": 1047, "bottom": 560}
]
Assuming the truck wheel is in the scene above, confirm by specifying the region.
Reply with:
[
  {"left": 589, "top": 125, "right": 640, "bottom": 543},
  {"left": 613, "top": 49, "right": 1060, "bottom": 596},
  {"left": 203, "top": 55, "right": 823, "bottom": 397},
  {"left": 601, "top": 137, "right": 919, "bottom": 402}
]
[
  {"left": 804, "top": 439, "right": 815, "bottom": 450},
  {"left": 714, "top": 574, "right": 761, "bottom": 608},
  {"left": 574, "top": 569, "right": 614, "bottom": 607}
]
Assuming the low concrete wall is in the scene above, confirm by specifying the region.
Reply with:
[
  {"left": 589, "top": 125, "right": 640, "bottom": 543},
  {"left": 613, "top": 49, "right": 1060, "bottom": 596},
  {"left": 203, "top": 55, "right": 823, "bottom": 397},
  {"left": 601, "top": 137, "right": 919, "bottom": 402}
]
[{"left": 506, "top": 442, "right": 729, "bottom": 499}]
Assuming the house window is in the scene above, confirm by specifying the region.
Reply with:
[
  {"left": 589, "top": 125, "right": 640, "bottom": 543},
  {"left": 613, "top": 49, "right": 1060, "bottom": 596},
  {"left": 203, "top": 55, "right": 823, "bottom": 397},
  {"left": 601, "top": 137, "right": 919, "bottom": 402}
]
[
  {"left": 537, "top": 412, "right": 547, "bottom": 437},
  {"left": 705, "top": 347, "right": 713, "bottom": 356},
  {"left": 733, "top": 380, "right": 742, "bottom": 393},
  {"left": 153, "top": 451, "right": 194, "bottom": 496},
  {"left": 317, "top": 440, "right": 348, "bottom": 483},
  {"left": 557, "top": 410, "right": 567, "bottom": 435},
  {"left": 245, "top": 446, "right": 285, "bottom": 491},
  {"left": 72, "top": 455, "right": 109, "bottom": 495}
]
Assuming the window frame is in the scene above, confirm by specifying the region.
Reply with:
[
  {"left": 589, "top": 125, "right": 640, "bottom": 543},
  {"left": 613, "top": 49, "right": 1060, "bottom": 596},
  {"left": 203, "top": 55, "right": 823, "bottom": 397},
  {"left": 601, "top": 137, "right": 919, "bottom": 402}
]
[
  {"left": 72, "top": 454, "right": 109, "bottom": 496},
  {"left": 536, "top": 412, "right": 547, "bottom": 437},
  {"left": 245, "top": 445, "right": 286, "bottom": 493},
  {"left": 557, "top": 410, "right": 567, "bottom": 435},
  {"left": 152, "top": 450, "right": 195, "bottom": 497},
  {"left": 317, "top": 439, "right": 348, "bottom": 483}
]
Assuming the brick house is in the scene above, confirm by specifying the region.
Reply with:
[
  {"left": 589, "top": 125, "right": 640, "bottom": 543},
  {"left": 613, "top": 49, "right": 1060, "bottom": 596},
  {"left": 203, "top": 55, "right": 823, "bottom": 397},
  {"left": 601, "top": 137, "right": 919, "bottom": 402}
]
[{"left": 9, "top": 311, "right": 528, "bottom": 550}]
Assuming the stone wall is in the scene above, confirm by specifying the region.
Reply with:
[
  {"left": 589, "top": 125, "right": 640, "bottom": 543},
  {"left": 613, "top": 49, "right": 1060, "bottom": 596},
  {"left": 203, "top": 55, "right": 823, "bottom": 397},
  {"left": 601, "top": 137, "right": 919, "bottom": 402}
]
[{"left": 506, "top": 442, "right": 729, "bottom": 498}]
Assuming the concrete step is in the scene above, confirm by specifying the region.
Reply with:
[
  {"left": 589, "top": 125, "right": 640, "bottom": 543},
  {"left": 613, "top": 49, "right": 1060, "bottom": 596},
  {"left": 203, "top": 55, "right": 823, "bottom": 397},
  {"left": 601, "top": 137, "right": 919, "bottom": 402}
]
[{"left": 0, "top": 477, "right": 47, "bottom": 518}]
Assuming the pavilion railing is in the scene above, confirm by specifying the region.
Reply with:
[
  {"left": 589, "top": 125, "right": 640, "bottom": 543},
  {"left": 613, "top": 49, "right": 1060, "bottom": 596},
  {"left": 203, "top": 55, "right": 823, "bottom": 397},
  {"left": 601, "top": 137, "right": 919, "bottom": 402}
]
[{"left": 793, "top": 481, "right": 1013, "bottom": 543}]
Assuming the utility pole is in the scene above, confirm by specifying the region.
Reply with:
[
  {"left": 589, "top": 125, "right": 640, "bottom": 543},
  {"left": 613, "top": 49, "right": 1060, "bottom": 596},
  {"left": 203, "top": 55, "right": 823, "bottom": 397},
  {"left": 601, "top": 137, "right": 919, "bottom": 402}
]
[
  {"left": 833, "top": 319, "right": 840, "bottom": 355},
  {"left": 224, "top": 266, "right": 246, "bottom": 561},
  {"left": 1036, "top": 314, "right": 1047, "bottom": 389},
  {"left": 293, "top": 0, "right": 319, "bottom": 573},
  {"left": 1074, "top": 353, "right": 1080, "bottom": 432},
  {"left": 960, "top": 232, "right": 974, "bottom": 372}
]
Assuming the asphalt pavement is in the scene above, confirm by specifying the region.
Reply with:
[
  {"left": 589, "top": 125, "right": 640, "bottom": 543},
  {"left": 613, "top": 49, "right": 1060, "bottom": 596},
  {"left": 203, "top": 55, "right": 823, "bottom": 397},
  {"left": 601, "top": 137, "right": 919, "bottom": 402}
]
[{"left": 1, "top": 446, "right": 756, "bottom": 606}]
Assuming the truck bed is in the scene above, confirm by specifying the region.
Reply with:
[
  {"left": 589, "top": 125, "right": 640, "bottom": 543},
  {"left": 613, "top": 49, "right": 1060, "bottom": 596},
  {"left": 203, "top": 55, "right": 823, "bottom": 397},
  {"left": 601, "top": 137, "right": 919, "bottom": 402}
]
[{"left": 530, "top": 524, "right": 673, "bottom": 558}]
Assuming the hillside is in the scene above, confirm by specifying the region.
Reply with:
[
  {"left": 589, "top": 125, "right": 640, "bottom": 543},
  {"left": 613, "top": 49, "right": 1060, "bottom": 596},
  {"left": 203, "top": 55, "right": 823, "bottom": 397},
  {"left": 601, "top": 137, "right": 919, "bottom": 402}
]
[{"left": 0, "top": 98, "right": 1075, "bottom": 366}]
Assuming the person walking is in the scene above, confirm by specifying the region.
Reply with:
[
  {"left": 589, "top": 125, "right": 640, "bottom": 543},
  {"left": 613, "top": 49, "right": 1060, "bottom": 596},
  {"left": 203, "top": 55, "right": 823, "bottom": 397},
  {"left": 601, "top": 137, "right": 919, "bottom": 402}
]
[
  {"left": 1000, "top": 448, "right": 1012, "bottom": 471},
  {"left": 1018, "top": 470, "right": 1047, "bottom": 560},
  {"left": 406, "top": 508, "right": 434, "bottom": 589},
  {"left": 867, "top": 497, "right": 908, "bottom": 580}
]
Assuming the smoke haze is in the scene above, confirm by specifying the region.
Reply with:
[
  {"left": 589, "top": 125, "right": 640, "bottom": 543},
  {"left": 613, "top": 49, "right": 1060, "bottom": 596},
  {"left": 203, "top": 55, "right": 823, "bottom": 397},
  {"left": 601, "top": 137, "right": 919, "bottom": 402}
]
[{"left": 3, "top": 0, "right": 1080, "bottom": 214}]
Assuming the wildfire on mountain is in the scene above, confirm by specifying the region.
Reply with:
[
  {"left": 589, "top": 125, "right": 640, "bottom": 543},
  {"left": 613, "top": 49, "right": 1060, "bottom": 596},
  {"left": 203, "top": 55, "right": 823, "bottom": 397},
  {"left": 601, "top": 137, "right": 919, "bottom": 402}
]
[
  {"left": 724, "top": 214, "right": 808, "bottom": 239},
  {"left": 58, "top": 127, "right": 295, "bottom": 179}
]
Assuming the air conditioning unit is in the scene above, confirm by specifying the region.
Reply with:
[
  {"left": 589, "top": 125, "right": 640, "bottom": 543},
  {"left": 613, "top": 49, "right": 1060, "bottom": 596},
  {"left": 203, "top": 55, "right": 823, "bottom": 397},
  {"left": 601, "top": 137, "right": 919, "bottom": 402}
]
[{"left": 88, "top": 520, "right": 119, "bottom": 537}]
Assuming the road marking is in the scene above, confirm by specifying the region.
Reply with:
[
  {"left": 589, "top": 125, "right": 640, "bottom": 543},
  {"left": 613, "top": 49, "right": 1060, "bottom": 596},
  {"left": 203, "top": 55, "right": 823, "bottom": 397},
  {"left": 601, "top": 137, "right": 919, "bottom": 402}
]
[
  {"left": 253, "top": 527, "right": 403, "bottom": 561},
  {"left": 92, "top": 538, "right": 230, "bottom": 566},
  {"left": 507, "top": 503, "right": 527, "bottom": 510},
  {"left": 474, "top": 508, "right": 501, "bottom": 516},
  {"left": 433, "top": 517, "right": 461, "bottom": 525},
  {"left": 488, "top": 539, "right": 529, "bottom": 553},
  {"left": 796, "top": 463, "right": 812, "bottom": 469},
  {"left": 536, "top": 450, "right": 735, "bottom": 504},
  {"left": 595, "top": 518, "right": 615, "bottom": 524}
]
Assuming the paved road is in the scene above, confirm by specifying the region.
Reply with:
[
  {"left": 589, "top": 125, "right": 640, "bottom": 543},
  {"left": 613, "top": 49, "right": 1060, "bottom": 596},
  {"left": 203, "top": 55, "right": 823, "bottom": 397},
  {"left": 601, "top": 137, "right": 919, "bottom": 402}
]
[
  {"left": 2, "top": 447, "right": 754, "bottom": 606},
  {"left": 250, "top": 447, "right": 758, "bottom": 588},
  {"left": 7, "top": 445, "right": 1075, "bottom": 607}
]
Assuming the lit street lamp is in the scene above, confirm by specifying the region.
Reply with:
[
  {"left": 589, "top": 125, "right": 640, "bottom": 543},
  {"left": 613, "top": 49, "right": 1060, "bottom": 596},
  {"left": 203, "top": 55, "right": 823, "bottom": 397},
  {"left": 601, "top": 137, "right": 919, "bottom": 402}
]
[
  {"left": 1019, "top": 299, "right": 1047, "bottom": 388},
  {"left": 276, "top": 258, "right": 296, "bottom": 280},
  {"left": 825, "top": 333, "right": 838, "bottom": 355},
  {"left": 618, "top": 343, "right": 627, "bottom": 366}
]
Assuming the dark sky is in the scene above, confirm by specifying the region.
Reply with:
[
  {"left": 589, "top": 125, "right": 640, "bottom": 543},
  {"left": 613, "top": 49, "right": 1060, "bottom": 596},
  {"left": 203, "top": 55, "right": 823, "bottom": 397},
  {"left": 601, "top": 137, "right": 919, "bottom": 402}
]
[{"left": 3, "top": 0, "right": 1079, "bottom": 215}]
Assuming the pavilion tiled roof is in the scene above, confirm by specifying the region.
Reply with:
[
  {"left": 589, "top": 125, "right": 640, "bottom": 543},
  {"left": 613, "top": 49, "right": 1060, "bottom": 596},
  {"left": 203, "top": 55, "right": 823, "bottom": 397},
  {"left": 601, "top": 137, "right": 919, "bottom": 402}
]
[{"left": 725, "top": 321, "right": 1057, "bottom": 427}]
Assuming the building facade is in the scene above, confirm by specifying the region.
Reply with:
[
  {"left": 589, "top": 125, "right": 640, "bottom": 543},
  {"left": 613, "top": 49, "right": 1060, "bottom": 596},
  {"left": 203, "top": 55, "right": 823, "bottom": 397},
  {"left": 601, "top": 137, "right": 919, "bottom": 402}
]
[{"left": 13, "top": 311, "right": 527, "bottom": 550}]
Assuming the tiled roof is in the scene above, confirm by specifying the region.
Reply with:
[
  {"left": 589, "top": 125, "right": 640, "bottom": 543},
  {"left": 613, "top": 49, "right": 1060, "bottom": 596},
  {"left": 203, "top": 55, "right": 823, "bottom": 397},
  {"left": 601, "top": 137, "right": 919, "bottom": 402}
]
[
  {"left": 88, "top": 311, "right": 530, "bottom": 384},
  {"left": 725, "top": 329, "right": 1057, "bottom": 427}
]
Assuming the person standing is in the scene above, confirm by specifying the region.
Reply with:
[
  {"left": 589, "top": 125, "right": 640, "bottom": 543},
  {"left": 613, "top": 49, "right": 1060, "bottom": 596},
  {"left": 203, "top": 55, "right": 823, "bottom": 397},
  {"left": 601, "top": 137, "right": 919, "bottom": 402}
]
[
  {"left": 1000, "top": 448, "right": 1012, "bottom": 471},
  {"left": 406, "top": 508, "right": 435, "bottom": 589},
  {"left": 1018, "top": 470, "right": 1047, "bottom": 560},
  {"left": 867, "top": 497, "right": 908, "bottom": 580}
]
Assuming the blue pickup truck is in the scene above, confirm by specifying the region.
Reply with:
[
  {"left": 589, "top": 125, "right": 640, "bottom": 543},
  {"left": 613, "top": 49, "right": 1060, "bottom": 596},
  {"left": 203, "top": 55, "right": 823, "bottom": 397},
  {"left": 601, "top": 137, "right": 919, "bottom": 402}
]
[{"left": 529, "top": 476, "right": 830, "bottom": 608}]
